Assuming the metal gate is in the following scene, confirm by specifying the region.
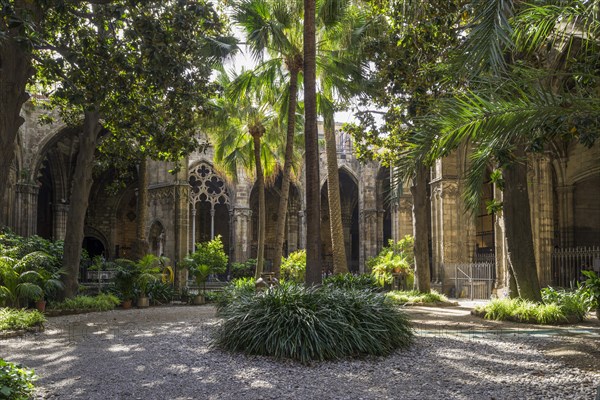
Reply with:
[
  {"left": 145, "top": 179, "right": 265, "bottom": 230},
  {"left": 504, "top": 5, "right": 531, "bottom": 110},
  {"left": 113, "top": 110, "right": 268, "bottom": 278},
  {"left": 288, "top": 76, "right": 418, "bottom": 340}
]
[{"left": 443, "top": 263, "right": 495, "bottom": 300}]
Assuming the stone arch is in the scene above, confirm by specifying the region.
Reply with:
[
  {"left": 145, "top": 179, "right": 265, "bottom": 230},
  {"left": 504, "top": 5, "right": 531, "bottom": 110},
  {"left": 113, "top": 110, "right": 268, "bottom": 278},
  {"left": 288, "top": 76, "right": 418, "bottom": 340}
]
[
  {"left": 249, "top": 175, "right": 302, "bottom": 267},
  {"left": 83, "top": 226, "right": 109, "bottom": 259},
  {"left": 188, "top": 161, "right": 231, "bottom": 254},
  {"left": 33, "top": 126, "right": 79, "bottom": 240}
]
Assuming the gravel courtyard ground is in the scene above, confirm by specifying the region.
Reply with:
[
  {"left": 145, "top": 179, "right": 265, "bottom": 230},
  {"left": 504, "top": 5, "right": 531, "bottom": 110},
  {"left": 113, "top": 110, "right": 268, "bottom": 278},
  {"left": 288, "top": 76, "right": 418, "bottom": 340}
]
[{"left": 2, "top": 303, "right": 599, "bottom": 400}]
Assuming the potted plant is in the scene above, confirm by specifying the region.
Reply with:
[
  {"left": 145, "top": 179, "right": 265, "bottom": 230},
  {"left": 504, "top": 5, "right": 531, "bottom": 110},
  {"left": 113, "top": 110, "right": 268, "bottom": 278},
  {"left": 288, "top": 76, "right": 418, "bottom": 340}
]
[
  {"left": 582, "top": 270, "right": 600, "bottom": 319},
  {"left": 113, "top": 260, "right": 138, "bottom": 309},
  {"left": 134, "top": 254, "right": 163, "bottom": 308},
  {"left": 34, "top": 268, "right": 64, "bottom": 312},
  {"left": 185, "top": 235, "right": 228, "bottom": 304},
  {"left": 189, "top": 263, "right": 211, "bottom": 305}
]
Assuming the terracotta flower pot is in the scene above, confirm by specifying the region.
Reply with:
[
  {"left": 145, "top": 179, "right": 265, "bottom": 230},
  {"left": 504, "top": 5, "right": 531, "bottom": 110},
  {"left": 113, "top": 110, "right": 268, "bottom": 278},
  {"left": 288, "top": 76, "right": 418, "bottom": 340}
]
[
  {"left": 36, "top": 300, "right": 47, "bottom": 313},
  {"left": 193, "top": 294, "right": 205, "bottom": 305},
  {"left": 137, "top": 297, "right": 150, "bottom": 308},
  {"left": 122, "top": 299, "right": 133, "bottom": 309}
]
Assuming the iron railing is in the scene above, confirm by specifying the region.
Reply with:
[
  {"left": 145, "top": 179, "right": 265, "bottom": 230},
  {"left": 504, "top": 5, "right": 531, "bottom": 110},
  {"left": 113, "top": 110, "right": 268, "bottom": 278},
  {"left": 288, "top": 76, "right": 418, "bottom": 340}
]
[
  {"left": 442, "top": 262, "right": 495, "bottom": 300},
  {"left": 551, "top": 246, "right": 600, "bottom": 288}
]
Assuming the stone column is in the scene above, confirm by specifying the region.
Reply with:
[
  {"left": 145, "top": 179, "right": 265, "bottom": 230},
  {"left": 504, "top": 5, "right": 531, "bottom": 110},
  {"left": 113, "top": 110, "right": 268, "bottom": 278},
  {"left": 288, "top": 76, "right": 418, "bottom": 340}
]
[
  {"left": 53, "top": 203, "right": 69, "bottom": 240},
  {"left": 396, "top": 195, "right": 413, "bottom": 240},
  {"left": 360, "top": 209, "right": 378, "bottom": 273},
  {"left": 286, "top": 210, "right": 299, "bottom": 254},
  {"left": 298, "top": 210, "right": 306, "bottom": 249},
  {"left": 529, "top": 155, "right": 555, "bottom": 287},
  {"left": 232, "top": 207, "right": 252, "bottom": 262},
  {"left": 556, "top": 185, "right": 575, "bottom": 247},
  {"left": 15, "top": 183, "right": 39, "bottom": 236},
  {"left": 174, "top": 180, "right": 190, "bottom": 290}
]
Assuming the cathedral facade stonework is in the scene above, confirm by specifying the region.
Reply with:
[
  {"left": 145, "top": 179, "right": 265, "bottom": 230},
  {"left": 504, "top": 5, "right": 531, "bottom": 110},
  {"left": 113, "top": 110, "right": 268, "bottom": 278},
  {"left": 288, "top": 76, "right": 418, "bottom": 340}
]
[{"left": 3, "top": 103, "right": 599, "bottom": 294}]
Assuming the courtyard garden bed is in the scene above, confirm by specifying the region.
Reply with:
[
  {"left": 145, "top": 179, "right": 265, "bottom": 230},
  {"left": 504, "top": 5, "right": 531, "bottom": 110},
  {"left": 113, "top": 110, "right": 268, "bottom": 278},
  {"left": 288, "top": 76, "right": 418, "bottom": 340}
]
[
  {"left": 386, "top": 290, "right": 457, "bottom": 307},
  {"left": 0, "top": 308, "right": 45, "bottom": 338}
]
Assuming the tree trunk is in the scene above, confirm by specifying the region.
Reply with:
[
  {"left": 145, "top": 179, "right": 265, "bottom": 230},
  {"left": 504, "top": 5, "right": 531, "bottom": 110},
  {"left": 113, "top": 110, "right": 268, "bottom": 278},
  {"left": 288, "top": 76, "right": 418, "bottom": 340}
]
[
  {"left": 271, "top": 66, "right": 300, "bottom": 278},
  {"left": 502, "top": 150, "right": 541, "bottom": 302},
  {"left": 411, "top": 163, "right": 431, "bottom": 293},
  {"left": 303, "top": 0, "right": 321, "bottom": 285},
  {"left": 252, "top": 131, "right": 266, "bottom": 278},
  {"left": 62, "top": 110, "right": 102, "bottom": 298},
  {"left": 323, "top": 115, "right": 348, "bottom": 274},
  {"left": 0, "top": 38, "right": 33, "bottom": 221},
  {"left": 131, "top": 157, "right": 149, "bottom": 260}
]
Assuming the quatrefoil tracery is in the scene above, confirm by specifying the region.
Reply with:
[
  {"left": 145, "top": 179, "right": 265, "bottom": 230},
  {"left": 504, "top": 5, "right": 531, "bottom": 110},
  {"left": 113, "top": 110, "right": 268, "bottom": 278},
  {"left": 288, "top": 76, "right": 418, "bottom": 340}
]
[{"left": 189, "top": 162, "right": 230, "bottom": 208}]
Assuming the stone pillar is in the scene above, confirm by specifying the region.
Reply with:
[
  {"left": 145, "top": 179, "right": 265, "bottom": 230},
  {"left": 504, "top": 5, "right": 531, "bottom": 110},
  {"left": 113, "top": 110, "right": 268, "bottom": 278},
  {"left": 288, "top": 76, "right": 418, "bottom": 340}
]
[
  {"left": 360, "top": 209, "right": 378, "bottom": 273},
  {"left": 342, "top": 213, "right": 353, "bottom": 269},
  {"left": 15, "top": 183, "right": 39, "bottom": 236},
  {"left": 174, "top": 180, "right": 190, "bottom": 289},
  {"left": 286, "top": 210, "right": 299, "bottom": 254},
  {"left": 529, "top": 155, "right": 555, "bottom": 287},
  {"left": 232, "top": 207, "right": 252, "bottom": 262},
  {"left": 298, "top": 210, "right": 306, "bottom": 249},
  {"left": 53, "top": 203, "right": 69, "bottom": 240},
  {"left": 396, "top": 195, "right": 413, "bottom": 240},
  {"left": 556, "top": 185, "right": 575, "bottom": 247}
]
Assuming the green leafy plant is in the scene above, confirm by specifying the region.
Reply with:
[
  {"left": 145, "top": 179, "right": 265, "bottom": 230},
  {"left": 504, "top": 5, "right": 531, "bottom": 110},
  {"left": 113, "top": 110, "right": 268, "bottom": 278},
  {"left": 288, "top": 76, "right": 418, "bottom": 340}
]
[
  {"left": 581, "top": 270, "right": 600, "bottom": 311},
  {"left": 229, "top": 259, "right": 256, "bottom": 279},
  {"left": 323, "top": 273, "right": 381, "bottom": 291},
  {"left": 48, "top": 294, "right": 120, "bottom": 312},
  {"left": 280, "top": 250, "right": 306, "bottom": 283},
  {"left": 0, "top": 308, "right": 46, "bottom": 332},
  {"left": 188, "top": 235, "right": 228, "bottom": 277},
  {"left": 386, "top": 290, "right": 448, "bottom": 305},
  {"left": 146, "top": 281, "right": 175, "bottom": 305},
  {"left": 215, "top": 277, "right": 256, "bottom": 311},
  {"left": 112, "top": 259, "right": 139, "bottom": 301},
  {"left": 0, "top": 359, "right": 37, "bottom": 400},
  {"left": 214, "top": 282, "right": 414, "bottom": 364},
  {"left": 0, "top": 252, "right": 62, "bottom": 307},
  {"left": 134, "top": 254, "right": 164, "bottom": 299},
  {"left": 367, "top": 236, "right": 414, "bottom": 287}
]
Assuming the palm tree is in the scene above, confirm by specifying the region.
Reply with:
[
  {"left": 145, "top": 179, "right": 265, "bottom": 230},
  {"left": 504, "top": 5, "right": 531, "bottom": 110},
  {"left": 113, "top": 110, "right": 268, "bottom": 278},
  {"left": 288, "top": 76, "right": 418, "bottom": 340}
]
[
  {"left": 303, "top": 0, "right": 321, "bottom": 285},
  {"left": 232, "top": 0, "right": 305, "bottom": 279},
  {"left": 425, "top": 0, "right": 600, "bottom": 301},
  {"left": 315, "top": 6, "right": 377, "bottom": 275},
  {"left": 207, "top": 67, "right": 282, "bottom": 279}
]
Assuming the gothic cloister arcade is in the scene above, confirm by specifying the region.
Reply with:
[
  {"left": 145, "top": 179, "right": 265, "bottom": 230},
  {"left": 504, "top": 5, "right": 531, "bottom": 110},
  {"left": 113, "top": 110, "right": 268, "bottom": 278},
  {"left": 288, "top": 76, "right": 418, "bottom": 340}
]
[{"left": 1, "top": 105, "right": 598, "bottom": 294}]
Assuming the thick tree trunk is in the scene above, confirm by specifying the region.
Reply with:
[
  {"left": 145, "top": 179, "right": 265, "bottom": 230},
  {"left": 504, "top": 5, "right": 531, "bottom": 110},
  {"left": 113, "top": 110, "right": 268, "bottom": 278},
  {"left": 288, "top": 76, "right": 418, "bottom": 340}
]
[
  {"left": 252, "top": 131, "right": 266, "bottom": 278},
  {"left": 62, "top": 110, "right": 102, "bottom": 298},
  {"left": 272, "top": 67, "right": 300, "bottom": 278},
  {"left": 131, "top": 157, "right": 150, "bottom": 260},
  {"left": 323, "top": 115, "right": 348, "bottom": 274},
  {"left": 503, "top": 150, "right": 541, "bottom": 302},
  {"left": 303, "top": 0, "right": 321, "bottom": 285},
  {"left": 0, "top": 39, "right": 33, "bottom": 221},
  {"left": 411, "top": 163, "right": 431, "bottom": 293}
]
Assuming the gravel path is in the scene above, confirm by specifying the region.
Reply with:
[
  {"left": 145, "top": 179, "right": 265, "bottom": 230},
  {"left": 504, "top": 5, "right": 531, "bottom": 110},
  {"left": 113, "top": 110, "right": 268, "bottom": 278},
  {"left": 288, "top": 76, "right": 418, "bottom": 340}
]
[{"left": 2, "top": 305, "right": 599, "bottom": 400}]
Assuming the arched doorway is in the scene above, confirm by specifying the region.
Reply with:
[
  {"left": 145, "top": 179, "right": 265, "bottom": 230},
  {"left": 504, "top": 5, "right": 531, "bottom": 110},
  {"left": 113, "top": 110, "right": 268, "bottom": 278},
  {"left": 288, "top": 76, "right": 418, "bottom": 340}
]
[
  {"left": 189, "top": 162, "right": 231, "bottom": 254},
  {"left": 83, "top": 236, "right": 107, "bottom": 259},
  {"left": 249, "top": 175, "right": 302, "bottom": 267},
  {"left": 320, "top": 169, "right": 360, "bottom": 274},
  {"left": 376, "top": 167, "right": 393, "bottom": 247}
]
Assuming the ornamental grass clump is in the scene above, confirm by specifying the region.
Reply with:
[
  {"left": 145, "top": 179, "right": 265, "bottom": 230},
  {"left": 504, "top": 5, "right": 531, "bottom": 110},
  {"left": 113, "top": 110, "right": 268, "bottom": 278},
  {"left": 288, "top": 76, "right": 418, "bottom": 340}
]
[
  {"left": 48, "top": 293, "right": 120, "bottom": 312},
  {"left": 0, "top": 308, "right": 45, "bottom": 332},
  {"left": 213, "top": 283, "right": 414, "bottom": 364}
]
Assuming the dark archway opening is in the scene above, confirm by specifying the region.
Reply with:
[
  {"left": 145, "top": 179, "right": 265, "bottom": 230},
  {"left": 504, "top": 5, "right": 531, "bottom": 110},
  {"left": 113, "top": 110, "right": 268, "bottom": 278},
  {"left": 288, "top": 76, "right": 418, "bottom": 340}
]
[{"left": 83, "top": 236, "right": 106, "bottom": 259}]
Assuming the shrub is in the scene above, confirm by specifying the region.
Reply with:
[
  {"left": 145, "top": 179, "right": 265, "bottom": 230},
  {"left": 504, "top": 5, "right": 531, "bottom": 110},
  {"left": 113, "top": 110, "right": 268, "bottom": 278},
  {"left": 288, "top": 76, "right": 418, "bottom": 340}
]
[
  {"left": 215, "top": 278, "right": 256, "bottom": 311},
  {"left": 280, "top": 250, "right": 306, "bottom": 283},
  {"left": 229, "top": 259, "right": 256, "bottom": 279},
  {"left": 0, "top": 359, "right": 37, "bottom": 400},
  {"left": 541, "top": 286, "right": 590, "bottom": 320},
  {"left": 146, "top": 281, "right": 175, "bottom": 305},
  {"left": 323, "top": 273, "right": 381, "bottom": 291},
  {"left": 386, "top": 290, "right": 448, "bottom": 305},
  {"left": 0, "top": 309, "right": 46, "bottom": 332},
  {"left": 49, "top": 293, "right": 120, "bottom": 312},
  {"left": 188, "top": 235, "right": 228, "bottom": 276},
  {"left": 476, "top": 298, "right": 577, "bottom": 324},
  {"left": 367, "top": 236, "right": 414, "bottom": 286},
  {"left": 213, "top": 283, "right": 414, "bottom": 363}
]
